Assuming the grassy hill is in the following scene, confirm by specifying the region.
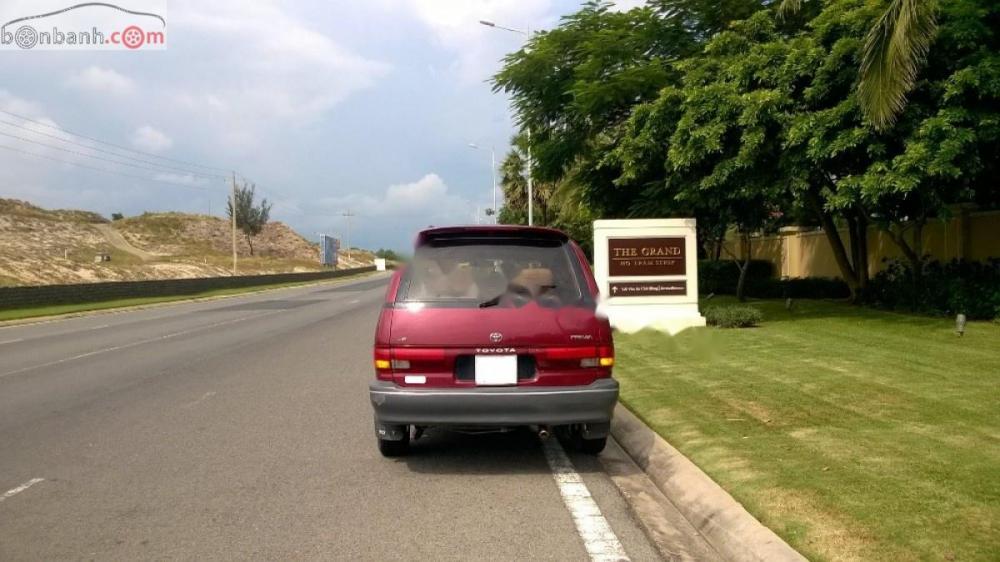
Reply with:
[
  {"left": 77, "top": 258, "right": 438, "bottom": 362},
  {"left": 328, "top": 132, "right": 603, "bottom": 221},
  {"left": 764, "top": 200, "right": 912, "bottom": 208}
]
[{"left": 0, "top": 199, "right": 373, "bottom": 287}]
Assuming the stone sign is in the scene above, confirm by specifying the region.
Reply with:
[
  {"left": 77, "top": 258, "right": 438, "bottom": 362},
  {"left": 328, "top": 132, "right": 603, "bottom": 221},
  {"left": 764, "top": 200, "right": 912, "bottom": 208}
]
[{"left": 593, "top": 219, "right": 706, "bottom": 334}]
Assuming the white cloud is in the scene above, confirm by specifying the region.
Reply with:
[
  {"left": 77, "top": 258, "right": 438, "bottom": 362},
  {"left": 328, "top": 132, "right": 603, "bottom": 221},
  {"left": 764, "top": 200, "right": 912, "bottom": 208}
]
[
  {"left": 153, "top": 173, "right": 209, "bottom": 186},
  {"left": 131, "top": 125, "right": 173, "bottom": 152},
  {"left": 66, "top": 66, "right": 135, "bottom": 96},
  {"left": 319, "top": 173, "right": 472, "bottom": 222},
  {"left": 169, "top": 1, "right": 390, "bottom": 129},
  {"left": 0, "top": 90, "right": 76, "bottom": 160},
  {"left": 397, "top": 0, "right": 554, "bottom": 82},
  {"left": 0, "top": 89, "right": 50, "bottom": 120}
]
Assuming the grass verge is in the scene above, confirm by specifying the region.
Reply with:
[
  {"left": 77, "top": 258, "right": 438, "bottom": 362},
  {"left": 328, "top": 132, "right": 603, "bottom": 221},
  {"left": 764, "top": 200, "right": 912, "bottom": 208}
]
[
  {"left": 0, "top": 271, "right": 377, "bottom": 322},
  {"left": 615, "top": 297, "right": 999, "bottom": 562}
]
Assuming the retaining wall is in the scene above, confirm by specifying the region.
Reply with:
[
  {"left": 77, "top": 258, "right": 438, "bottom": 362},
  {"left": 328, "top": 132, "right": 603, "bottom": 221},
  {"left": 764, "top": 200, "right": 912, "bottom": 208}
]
[{"left": 0, "top": 267, "right": 376, "bottom": 310}]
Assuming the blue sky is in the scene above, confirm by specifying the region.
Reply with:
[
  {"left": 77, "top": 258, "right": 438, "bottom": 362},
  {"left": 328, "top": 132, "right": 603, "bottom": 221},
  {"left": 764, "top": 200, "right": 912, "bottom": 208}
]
[{"left": 0, "top": 0, "right": 641, "bottom": 251}]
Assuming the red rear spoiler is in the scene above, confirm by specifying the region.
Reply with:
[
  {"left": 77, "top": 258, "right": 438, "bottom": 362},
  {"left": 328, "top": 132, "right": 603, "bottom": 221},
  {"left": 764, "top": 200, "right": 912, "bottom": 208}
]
[{"left": 415, "top": 225, "right": 569, "bottom": 247}]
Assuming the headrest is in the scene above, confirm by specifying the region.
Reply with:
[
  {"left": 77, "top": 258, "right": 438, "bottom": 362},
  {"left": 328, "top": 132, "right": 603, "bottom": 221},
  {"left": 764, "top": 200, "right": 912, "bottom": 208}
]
[{"left": 511, "top": 268, "right": 554, "bottom": 296}]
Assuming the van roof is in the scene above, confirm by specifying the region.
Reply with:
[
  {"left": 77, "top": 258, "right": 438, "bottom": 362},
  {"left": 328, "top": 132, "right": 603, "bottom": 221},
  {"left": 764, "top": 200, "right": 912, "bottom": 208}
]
[{"left": 415, "top": 225, "right": 570, "bottom": 247}]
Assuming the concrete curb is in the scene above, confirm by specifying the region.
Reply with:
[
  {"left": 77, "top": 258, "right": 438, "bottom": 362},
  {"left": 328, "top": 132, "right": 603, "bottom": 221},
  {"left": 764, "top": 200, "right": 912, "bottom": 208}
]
[{"left": 611, "top": 404, "right": 807, "bottom": 562}]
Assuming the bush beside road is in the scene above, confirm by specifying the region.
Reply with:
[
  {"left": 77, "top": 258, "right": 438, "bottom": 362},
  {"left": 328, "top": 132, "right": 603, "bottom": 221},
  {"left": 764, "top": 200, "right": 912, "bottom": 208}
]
[{"left": 614, "top": 297, "right": 999, "bottom": 561}]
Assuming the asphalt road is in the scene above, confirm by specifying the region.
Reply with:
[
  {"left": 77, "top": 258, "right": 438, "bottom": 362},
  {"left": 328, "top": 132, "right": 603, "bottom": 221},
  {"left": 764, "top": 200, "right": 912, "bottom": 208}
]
[{"left": 0, "top": 274, "right": 667, "bottom": 561}]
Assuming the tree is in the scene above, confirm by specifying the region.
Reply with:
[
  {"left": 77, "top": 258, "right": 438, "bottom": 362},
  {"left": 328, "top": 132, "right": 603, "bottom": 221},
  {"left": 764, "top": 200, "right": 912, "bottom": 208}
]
[
  {"left": 111, "top": 212, "right": 124, "bottom": 221},
  {"left": 611, "top": 0, "right": 997, "bottom": 300},
  {"left": 375, "top": 248, "right": 403, "bottom": 261},
  {"left": 491, "top": 0, "right": 774, "bottom": 220},
  {"left": 494, "top": 0, "right": 998, "bottom": 302},
  {"left": 226, "top": 182, "right": 271, "bottom": 256},
  {"left": 780, "top": 0, "right": 939, "bottom": 130},
  {"left": 496, "top": 144, "right": 556, "bottom": 226}
]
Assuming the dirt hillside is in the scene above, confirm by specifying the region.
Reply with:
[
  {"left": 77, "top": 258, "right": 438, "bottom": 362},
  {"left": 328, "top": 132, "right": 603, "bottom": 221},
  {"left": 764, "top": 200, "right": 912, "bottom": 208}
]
[{"left": 0, "top": 199, "right": 373, "bottom": 287}]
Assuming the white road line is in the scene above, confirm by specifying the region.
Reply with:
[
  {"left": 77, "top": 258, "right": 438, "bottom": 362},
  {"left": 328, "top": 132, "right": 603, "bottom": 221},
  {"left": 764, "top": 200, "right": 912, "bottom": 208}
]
[
  {"left": 181, "top": 391, "right": 217, "bottom": 409},
  {"left": 542, "top": 439, "right": 630, "bottom": 562},
  {"left": 86, "top": 324, "right": 110, "bottom": 331},
  {"left": 0, "top": 478, "right": 44, "bottom": 503},
  {"left": 0, "top": 338, "right": 24, "bottom": 345},
  {"left": 0, "top": 311, "right": 278, "bottom": 379}
]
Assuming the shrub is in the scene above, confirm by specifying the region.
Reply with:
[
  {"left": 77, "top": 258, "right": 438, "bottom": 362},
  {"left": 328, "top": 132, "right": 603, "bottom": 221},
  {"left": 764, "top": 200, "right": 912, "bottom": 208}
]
[
  {"left": 868, "top": 258, "right": 1000, "bottom": 320},
  {"left": 704, "top": 305, "right": 763, "bottom": 328},
  {"left": 699, "top": 260, "right": 850, "bottom": 299},
  {"left": 745, "top": 277, "right": 851, "bottom": 299}
]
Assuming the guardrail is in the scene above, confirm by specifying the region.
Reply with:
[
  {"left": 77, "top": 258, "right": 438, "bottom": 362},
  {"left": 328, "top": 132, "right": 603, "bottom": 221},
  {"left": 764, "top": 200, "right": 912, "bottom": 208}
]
[{"left": 0, "top": 266, "right": 377, "bottom": 311}]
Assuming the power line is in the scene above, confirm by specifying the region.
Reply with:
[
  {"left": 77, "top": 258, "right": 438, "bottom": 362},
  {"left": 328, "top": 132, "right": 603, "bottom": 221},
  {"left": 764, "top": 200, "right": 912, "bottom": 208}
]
[
  {"left": 233, "top": 173, "right": 301, "bottom": 216},
  {"left": 0, "top": 118, "right": 226, "bottom": 179},
  {"left": 0, "top": 143, "right": 218, "bottom": 191},
  {"left": 0, "top": 129, "right": 224, "bottom": 181},
  {"left": 0, "top": 110, "right": 300, "bottom": 224},
  {"left": 0, "top": 108, "right": 231, "bottom": 173}
]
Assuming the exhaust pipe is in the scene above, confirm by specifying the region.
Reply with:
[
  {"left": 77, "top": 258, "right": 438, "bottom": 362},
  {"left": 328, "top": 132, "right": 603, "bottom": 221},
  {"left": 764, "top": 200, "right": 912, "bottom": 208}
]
[{"left": 537, "top": 426, "right": 551, "bottom": 440}]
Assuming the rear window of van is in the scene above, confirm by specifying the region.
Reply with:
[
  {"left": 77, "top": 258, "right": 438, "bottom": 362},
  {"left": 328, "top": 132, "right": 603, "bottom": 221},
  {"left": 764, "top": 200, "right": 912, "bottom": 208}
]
[{"left": 399, "top": 238, "right": 586, "bottom": 307}]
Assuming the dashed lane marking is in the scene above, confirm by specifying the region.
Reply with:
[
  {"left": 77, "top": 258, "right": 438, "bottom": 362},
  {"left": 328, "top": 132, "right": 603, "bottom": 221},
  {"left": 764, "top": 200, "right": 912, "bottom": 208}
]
[
  {"left": 181, "top": 391, "right": 217, "bottom": 409},
  {"left": 0, "top": 311, "right": 278, "bottom": 380},
  {"left": 0, "top": 478, "right": 44, "bottom": 503}
]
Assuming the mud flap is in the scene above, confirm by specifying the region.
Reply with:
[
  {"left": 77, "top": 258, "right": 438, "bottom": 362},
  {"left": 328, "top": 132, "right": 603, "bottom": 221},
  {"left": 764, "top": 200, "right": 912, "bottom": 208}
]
[
  {"left": 375, "top": 418, "right": 408, "bottom": 441},
  {"left": 581, "top": 422, "right": 610, "bottom": 439}
]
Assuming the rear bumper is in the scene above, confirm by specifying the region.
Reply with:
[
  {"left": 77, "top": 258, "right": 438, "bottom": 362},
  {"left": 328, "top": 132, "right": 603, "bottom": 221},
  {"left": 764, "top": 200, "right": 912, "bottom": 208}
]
[{"left": 369, "top": 378, "right": 619, "bottom": 427}]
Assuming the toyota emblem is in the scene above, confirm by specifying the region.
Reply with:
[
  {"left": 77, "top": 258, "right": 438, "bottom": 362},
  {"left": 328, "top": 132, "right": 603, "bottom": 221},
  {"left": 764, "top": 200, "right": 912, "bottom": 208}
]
[{"left": 489, "top": 332, "right": 503, "bottom": 343}]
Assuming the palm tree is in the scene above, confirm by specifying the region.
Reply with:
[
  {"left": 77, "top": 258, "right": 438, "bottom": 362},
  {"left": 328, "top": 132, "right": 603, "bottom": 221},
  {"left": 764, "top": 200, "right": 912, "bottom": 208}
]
[{"left": 779, "top": 0, "right": 937, "bottom": 130}]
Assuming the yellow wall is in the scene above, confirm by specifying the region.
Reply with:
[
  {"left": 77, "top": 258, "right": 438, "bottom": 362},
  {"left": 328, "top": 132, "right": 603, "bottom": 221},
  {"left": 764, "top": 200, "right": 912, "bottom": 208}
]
[{"left": 724, "top": 210, "right": 1000, "bottom": 279}]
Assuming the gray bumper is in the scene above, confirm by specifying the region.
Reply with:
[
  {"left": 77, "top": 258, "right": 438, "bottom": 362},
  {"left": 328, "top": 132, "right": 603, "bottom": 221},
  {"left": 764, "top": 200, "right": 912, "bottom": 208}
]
[{"left": 369, "top": 378, "right": 619, "bottom": 426}]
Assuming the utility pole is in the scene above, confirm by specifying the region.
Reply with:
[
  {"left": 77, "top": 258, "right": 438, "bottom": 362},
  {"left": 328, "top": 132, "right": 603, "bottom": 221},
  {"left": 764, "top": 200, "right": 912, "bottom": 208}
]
[
  {"left": 469, "top": 143, "right": 500, "bottom": 225},
  {"left": 231, "top": 172, "right": 238, "bottom": 275},
  {"left": 342, "top": 210, "right": 355, "bottom": 261}
]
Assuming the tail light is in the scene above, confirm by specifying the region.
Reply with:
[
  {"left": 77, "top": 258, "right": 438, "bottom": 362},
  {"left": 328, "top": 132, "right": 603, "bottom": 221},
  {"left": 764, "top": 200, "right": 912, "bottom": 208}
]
[
  {"left": 374, "top": 347, "right": 448, "bottom": 382},
  {"left": 537, "top": 346, "right": 614, "bottom": 373},
  {"left": 597, "top": 345, "right": 614, "bottom": 369},
  {"left": 374, "top": 347, "right": 393, "bottom": 380}
]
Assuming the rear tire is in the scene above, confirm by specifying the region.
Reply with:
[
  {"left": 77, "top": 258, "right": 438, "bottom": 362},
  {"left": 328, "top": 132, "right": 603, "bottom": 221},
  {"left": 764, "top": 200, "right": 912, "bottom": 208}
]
[{"left": 377, "top": 432, "right": 410, "bottom": 457}]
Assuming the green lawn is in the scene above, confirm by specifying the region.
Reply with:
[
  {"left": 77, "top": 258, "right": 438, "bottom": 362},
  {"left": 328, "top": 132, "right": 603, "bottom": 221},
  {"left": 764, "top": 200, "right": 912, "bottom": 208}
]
[
  {"left": 615, "top": 298, "right": 999, "bottom": 562},
  {"left": 0, "top": 272, "right": 376, "bottom": 322}
]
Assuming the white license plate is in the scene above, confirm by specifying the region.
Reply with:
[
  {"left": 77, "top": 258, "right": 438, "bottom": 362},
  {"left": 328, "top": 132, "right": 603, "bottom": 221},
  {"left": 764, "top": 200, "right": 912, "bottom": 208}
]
[{"left": 474, "top": 355, "right": 518, "bottom": 386}]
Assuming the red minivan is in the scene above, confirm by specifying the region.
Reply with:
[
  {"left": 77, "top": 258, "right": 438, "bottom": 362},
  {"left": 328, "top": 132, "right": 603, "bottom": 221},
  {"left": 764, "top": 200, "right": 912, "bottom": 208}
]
[{"left": 369, "top": 225, "right": 618, "bottom": 456}]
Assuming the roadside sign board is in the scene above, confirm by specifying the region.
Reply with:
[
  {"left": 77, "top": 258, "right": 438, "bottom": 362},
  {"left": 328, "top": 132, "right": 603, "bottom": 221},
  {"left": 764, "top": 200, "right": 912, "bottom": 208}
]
[
  {"left": 593, "top": 219, "right": 705, "bottom": 333},
  {"left": 608, "top": 237, "right": 686, "bottom": 277},
  {"left": 609, "top": 280, "right": 686, "bottom": 297},
  {"left": 320, "top": 235, "right": 339, "bottom": 267}
]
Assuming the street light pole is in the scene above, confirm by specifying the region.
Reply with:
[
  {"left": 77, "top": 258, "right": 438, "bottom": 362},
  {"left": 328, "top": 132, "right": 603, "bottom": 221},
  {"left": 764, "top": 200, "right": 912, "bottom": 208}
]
[
  {"left": 480, "top": 19, "right": 533, "bottom": 226},
  {"left": 469, "top": 143, "right": 500, "bottom": 225},
  {"left": 526, "top": 129, "right": 533, "bottom": 226},
  {"left": 490, "top": 145, "right": 498, "bottom": 224}
]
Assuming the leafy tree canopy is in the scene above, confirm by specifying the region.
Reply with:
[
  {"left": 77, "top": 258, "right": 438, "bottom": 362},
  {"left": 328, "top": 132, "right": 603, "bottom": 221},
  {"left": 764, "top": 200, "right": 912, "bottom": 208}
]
[{"left": 493, "top": 0, "right": 999, "bottom": 299}]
